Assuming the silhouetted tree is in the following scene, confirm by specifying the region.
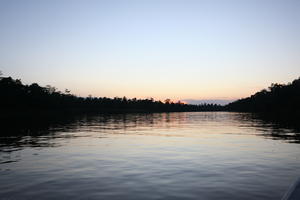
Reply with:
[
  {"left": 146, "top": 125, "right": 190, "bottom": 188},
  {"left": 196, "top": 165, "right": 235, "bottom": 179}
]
[
  {"left": 65, "top": 89, "right": 71, "bottom": 94},
  {"left": 0, "top": 75, "right": 224, "bottom": 116},
  {"left": 45, "top": 85, "right": 56, "bottom": 94},
  {"left": 164, "top": 99, "right": 171, "bottom": 104},
  {"left": 226, "top": 77, "right": 300, "bottom": 115}
]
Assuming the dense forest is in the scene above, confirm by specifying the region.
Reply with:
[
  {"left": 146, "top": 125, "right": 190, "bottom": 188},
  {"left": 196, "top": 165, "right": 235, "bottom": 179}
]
[
  {"left": 1, "top": 73, "right": 300, "bottom": 118},
  {"left": 0, "top": 75, "right": 223, "bottom": 117},
  {"left": 226, "top": 77, "right": 300, "bottom": 115}
]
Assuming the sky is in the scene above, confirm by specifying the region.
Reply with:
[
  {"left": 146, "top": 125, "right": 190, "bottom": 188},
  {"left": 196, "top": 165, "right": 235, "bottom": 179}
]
[{"left": 0, "top": 0, "right": 299, "bottom": 103}]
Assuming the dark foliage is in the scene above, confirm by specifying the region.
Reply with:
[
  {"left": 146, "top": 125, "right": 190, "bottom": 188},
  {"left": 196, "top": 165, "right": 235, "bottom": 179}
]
[
  {"left": 0, "top": 76, "right": 223, "bottom": 118},
  {"left": 226, "top": 77, "right": 300, "bottom": 115}
]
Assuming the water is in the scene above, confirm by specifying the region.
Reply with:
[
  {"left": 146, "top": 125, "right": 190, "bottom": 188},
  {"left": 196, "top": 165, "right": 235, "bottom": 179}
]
[{"left": 1, "top": 112, "right": 300, "bottom": 200}]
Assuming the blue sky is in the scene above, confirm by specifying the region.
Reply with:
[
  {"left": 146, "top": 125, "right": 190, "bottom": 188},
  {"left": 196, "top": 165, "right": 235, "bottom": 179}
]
[{"left": 0, "top": 0, "right": 299, "bottom": 102}]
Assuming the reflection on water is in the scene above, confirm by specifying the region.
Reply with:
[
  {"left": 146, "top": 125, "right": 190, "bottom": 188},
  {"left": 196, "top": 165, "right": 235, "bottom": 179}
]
[{"left": 0, "top": 112, "right": 300, "bottom": 199}]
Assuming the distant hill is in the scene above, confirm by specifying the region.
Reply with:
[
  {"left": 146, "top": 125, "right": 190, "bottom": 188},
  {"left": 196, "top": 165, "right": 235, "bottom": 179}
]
[{"left": 226, "top": 77, "right": 300, "bottom": 114}]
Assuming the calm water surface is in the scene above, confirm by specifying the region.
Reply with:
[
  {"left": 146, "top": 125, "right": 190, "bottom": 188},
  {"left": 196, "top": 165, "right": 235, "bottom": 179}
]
[{"left": 1, "top": 112, "right": 300, "bottom": 200}]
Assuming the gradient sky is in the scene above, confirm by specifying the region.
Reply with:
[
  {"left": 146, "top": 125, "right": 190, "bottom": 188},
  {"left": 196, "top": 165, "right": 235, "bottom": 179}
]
[{"left": 0, "top": 0, "right": 299, "bottom": 102}]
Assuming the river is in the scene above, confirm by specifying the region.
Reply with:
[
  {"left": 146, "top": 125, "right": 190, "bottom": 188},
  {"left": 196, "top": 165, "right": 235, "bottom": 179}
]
[{"left": 1, "top": 112, "right": 300, "bottom": 199}]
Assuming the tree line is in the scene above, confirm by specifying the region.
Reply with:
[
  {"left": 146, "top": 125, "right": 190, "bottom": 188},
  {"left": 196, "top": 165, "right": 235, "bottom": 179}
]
[
  {"left": 1, "top": 72, "right": 299, "bottom": 116},
  {"left": 226, "top": 77, "right": 300, "bottom": 115},
  {"left": 0, "top": 75, "right": 223, "bottom": 115}
]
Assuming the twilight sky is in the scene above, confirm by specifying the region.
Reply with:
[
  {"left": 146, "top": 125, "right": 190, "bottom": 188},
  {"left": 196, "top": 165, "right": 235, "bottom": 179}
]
[{"left": 0, "top": 0, "right": 299, "bottom": 103}]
